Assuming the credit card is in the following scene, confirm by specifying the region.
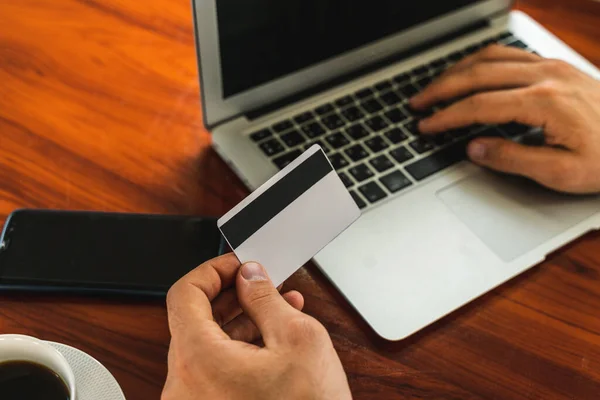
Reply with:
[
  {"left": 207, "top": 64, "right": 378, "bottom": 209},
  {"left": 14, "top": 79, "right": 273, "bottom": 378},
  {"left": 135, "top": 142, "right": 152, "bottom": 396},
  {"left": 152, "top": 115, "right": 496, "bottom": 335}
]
[{"left": 218, "top": 145, "right": 361, "bottom": 286}]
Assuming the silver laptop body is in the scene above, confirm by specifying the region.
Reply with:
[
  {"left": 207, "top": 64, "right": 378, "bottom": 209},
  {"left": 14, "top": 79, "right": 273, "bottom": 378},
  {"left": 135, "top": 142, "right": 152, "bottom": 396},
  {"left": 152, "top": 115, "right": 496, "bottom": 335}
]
[{"left": 193, "top": 0, "right": 600, "bottom": 340}]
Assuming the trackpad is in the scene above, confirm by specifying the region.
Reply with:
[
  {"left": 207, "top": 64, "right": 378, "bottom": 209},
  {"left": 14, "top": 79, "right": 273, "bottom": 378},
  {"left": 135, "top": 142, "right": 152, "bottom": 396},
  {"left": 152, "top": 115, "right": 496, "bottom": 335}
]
[{"left": 437, "top": 172, "right": 600, "bottom": 262}]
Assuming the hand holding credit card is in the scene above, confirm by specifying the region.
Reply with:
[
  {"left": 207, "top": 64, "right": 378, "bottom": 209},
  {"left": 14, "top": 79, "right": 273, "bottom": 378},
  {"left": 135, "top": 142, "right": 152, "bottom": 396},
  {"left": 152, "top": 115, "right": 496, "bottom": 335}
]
[{"left": 218, "top": 145, "right": 361, "bottom": 286}]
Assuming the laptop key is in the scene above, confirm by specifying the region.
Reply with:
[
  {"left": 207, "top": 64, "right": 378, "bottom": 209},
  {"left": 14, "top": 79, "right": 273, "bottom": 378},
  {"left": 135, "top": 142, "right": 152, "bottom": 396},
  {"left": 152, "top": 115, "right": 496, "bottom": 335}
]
[
  {"left": 359, "top": 181, "right": 388, "bottom": 204},
  {"left": 380, "top": 170, "right": 412, "bottom": 193},
  {"left": 477, "top": 126, "right": 504, "bottom": 138},
  {"left": 431, "top": 58, "right": 447, "bottom": 69},
  {"left": 304, "top": 139, "right": 330, "bottom": 154},
  {"left": 345, "top": 123, "right": 370, "bottom": 140},
  {"left": 293, "top": 112, "right": 315, "bottom": 125},
  {"left": 356, "top": 88, "right": 374, "bottom": 99},
  {"left": 365, "top": 116, "right": 389, "bottom": 132},
  {"left": 341, "top": 106, "right": 365, "bottom": 122},
  {"left": 315, "top": 103, "right": 334, "bottom": 115},
  {"left": 409, "top": 137, "right": 435, "bottom": 154},
  {"left": 259, "top": 139, "right": 285, "bottom": 156},
  {"left": 301, "top": 121, "right": 326, "bottom": 138},
  {"left": 325, "top": 132, "right": 350, "bottom": 149},
  {"left": 328, "top": 152, "right": 350, "bottom": 170},
  {"left": 449, "top": 126, "right": 474, "bottom": 139},
  {"left": 338, "top": 172, "right": 354, "bottom": 188},
  {"left": 464, "top": 44, "right": 481, "bottom": 55},
  {"left": 404, "top": 119, "right": 420, "bottom": 135},
  {"left": 431, "top": 68, "right": 445, "bottom": 78},
  {"left": 370, "top": 155, "right": 394, "bottom": 173},
  {"left": 384, "top": 108, "right": 408, "bottom": 124},
  {"left": 385, "top": 128, "right": 408, "bottom": 144},
  {"left": 448, "top": 51, "right": 464, "bottom": 62},
  {"left": 273, "top": 150, "right": 302, "bottom": 169},
  {"left": 392, "top": 72, "right": 411, "bottom": 85},
  {"left": 364, "top": 136, "right": 389, "bottom": 153},
  {"left": 361, "top": 98, "right": 384, "bottom": 113},
  {"left": 497, "top": 31, "right": 513, "bottom": 41},
  {"left": 412, "top": 65, "right": 429, "bottom": 76},
  {"left": 345, "top": 144, "right": 369, "bottom": 162},
  {"left": 322, "top": 113, "right": 346, "bottom": 130},
  {"left": 416, "top": 76, "right": 433, "bottom": 89},
  {"left": 349, "top": 163, "right": 374, "bottom": 182},
  {"left": 397, "top": 84, "right": 420, "bottom": 98},
  {"left": 335, "top": 96, "right": 354, "bottom": 108},
  {"left": 500, "top": 122, "right": 531, "bottom": 137},
  {"left": 507, "top": 40, "right": 528, "bottom": 49},
  {"left": 374, "top": 81, "right": 393, "bottom": 92},
  {"left": 389, "top": 146, "right": 414, "bottom": 164},
  {"left": 350, "top": 190, "right": 367, "bottom": 209},
  {"left": 250, "top": 128, "right": 272, "bottom": 142},
  {"left": 405, "top": 140, "right": 467, "bottom": 181},
  {"left": 407, "top": 105, "right": 434, "bottom": 120},
  {"left": 273, "top": 120, "right": 294, "bottom": 133},
  {"left": 432, "top": 132, "right": 455, "bottom": 146},
  {"left": 281, "top": 130, "right": 306, "bottom": 147},
  {"left": 380, "top": 91, "right": 402, "bottom": 106}
]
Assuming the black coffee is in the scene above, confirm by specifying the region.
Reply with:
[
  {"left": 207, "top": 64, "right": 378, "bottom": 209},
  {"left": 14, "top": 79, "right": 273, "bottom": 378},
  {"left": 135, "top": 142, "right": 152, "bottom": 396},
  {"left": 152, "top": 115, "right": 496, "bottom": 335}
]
[{"left": 0, "top": 360, "right": 70, "bottom": 400}]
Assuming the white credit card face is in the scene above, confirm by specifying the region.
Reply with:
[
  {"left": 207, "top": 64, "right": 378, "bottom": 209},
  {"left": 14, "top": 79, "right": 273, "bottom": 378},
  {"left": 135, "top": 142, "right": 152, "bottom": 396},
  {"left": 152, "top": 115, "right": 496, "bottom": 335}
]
[{"left": 218, "top": 145, "right": 361, "bottom": 287}]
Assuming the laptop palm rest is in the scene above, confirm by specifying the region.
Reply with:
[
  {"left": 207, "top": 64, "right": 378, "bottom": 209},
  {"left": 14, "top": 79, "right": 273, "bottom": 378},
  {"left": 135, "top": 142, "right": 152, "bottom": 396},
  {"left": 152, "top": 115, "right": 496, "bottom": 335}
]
[{"left": 437, "top": 171, "right": 600, "bottom": 262}]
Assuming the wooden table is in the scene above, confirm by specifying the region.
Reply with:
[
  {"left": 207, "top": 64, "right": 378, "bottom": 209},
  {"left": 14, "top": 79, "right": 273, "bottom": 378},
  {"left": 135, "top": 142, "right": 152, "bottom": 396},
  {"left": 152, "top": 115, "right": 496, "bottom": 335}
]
[{"left": 1, "top": 0, "right": 600, "bottom": 398}]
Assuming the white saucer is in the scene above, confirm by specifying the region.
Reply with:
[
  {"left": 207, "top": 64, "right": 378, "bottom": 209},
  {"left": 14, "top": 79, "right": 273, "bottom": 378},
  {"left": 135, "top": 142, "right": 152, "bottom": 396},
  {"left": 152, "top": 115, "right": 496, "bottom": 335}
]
[{"left": 46, "top": 341, "right": 126, "bottom": 400}]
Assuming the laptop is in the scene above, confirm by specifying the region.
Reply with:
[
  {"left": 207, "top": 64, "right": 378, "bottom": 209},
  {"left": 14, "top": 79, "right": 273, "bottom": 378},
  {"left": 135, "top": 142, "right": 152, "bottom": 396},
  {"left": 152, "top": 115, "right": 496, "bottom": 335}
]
[{"left": 192, "top": 0, "right": 600, "bottom": 340}]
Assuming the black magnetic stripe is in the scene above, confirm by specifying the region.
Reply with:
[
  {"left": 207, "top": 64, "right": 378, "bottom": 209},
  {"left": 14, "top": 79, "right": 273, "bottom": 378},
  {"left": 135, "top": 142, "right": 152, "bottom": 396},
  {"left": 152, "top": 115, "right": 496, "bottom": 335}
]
[{"left": 221, "top": 150, "right": 332, "bottom": 249}]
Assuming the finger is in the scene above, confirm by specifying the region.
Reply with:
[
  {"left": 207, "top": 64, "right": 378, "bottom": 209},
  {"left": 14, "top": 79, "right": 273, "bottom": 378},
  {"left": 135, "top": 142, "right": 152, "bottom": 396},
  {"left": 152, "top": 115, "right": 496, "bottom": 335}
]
[
  {"left": 467, "top": 137, "right": 583, "bottom": 191},
  {"left": 411, "top": 62, "right": 543, "bottom": 109},
  {"left": 450, "top": 44, "right": 541, "bottom": 73},
  {"left": 212, "top": 283, "right": 286, "bottom": 327},
  {"left": 418, "top": 88, "right": 544, "bottom": 134},
  {"left": 412, "top": 45, "right": 541, "bottom": 108},
  {"left": 236, "top": 262, "right": 301, "bottom": 347},
  {"left": 211, "top": 288, "right": 242, "bottom": 327},
  {"left": 166, "top": 253, "right": 240, "bottom": 335},
  {"left": 224, "top": 291, "right": 305, "bottom": 343}
]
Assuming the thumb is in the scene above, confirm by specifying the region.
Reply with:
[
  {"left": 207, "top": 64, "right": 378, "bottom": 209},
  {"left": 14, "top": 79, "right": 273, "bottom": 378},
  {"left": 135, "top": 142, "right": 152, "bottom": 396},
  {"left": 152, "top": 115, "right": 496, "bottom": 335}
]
[
  {"left": 467, "top": 138, "right": 580, "bottom": 191},
  {"left": 236, "top": 262, "right": 298, "bottom": 346}
]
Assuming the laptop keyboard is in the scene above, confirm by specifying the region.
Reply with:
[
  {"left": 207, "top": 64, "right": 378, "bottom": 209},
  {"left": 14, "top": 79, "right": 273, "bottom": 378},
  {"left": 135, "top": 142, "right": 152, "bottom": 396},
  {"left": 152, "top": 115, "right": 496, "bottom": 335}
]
[{"left": 249, "top": 32, "right": 537, "bottom": 210}]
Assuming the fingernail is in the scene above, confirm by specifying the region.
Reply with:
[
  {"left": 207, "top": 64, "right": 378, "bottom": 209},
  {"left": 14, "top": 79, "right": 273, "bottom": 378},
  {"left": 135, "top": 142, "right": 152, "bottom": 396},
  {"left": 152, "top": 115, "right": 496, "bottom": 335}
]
[
  {"left": 241, "top": 262, "right": 268, "bottom": 282},
  {"left": 418, "top": 119, "right": 430, "bottom": 132},
  {"left": 469, "top": 142, "right": 487, "bottom": 160}
]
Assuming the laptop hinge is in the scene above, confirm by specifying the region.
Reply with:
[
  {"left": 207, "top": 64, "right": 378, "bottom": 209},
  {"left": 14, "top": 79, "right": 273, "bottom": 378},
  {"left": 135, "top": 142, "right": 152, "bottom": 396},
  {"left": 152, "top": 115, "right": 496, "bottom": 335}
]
[{"left": 246, "top": 19, "right": 490, "bottom": 121}]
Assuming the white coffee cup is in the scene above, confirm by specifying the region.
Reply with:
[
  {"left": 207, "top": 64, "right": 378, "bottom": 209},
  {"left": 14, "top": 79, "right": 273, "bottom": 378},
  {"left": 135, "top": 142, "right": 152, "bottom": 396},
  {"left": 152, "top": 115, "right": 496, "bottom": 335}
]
[{"left": 0, "top": 334, "right": 77, "bottom": 399}]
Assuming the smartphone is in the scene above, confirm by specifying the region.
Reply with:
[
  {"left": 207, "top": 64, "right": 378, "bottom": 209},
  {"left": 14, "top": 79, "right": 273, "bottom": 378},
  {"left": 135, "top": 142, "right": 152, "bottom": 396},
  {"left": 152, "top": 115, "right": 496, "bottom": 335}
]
[{"left": 0, "top": 209, "right": 227, "bottom": 297}]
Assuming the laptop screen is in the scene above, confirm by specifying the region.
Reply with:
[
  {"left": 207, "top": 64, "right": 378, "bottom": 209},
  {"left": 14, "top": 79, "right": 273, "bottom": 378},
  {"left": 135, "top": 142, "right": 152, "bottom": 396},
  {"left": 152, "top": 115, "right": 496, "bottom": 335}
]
[{"left": 216, "top": 0, "right": 481, "bottom": 98}]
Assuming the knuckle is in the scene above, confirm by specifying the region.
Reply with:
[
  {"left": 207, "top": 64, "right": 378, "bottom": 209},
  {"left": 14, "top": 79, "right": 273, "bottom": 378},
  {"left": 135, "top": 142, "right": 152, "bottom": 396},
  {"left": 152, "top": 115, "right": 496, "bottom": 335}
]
[
  {"left": 466, "top": 64, "right": 487, "bottom": 84},
  {"left": 466, "top": 93, "right": 488, "bottom": 110},
  {"left": 246, "top": 285, "right": 277, "bottom": 307},
  {"left": 544, "top": 59, "right": 573, "bottom": 76},
  {"left": 549, "top": 159, "right": 581, "bottom": 188},
  {"left": 530, "top": 82, "right": 564, "bottom": 102},
  {"left": 285, "top": 316, "right": 328, "bottom": 346}
]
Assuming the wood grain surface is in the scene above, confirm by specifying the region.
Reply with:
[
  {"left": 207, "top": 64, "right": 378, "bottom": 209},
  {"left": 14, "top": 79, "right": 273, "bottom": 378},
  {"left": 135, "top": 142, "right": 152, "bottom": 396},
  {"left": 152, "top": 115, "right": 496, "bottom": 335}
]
[{"left": 1, "top": 0, "right": 600, "bottom": 398}]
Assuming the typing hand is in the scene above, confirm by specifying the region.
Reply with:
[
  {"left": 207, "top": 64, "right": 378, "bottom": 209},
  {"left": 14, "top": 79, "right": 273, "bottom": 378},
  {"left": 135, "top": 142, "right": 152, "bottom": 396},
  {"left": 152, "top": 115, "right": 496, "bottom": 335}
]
[
  {"left": 162, "top": 254, "right": 352, "bottom": 400},
  {"left": 411, "top": 45, "right": 600, "bottom": 194}
]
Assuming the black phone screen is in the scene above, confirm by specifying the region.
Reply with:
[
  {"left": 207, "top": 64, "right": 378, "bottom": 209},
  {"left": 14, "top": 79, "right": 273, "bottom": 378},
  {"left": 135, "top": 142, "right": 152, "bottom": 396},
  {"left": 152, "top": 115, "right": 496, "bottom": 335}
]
[{"left": 0, "top": 210, "right": 225, "bottom": 293}]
